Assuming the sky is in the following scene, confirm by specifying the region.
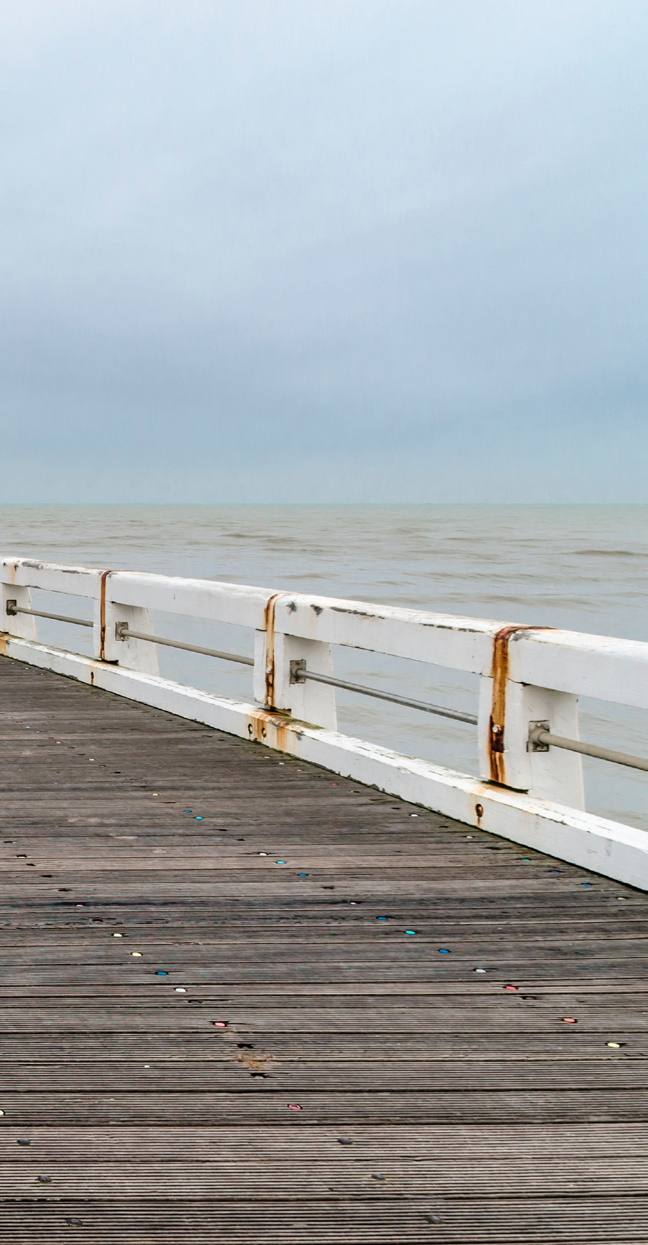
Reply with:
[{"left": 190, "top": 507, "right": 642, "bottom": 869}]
[{"left": 0, "top": 0, "right": 647, "bottom": 503}]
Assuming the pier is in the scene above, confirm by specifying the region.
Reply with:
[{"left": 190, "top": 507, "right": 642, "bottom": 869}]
[
  {"left": 0, "top": 557, "right": 647, "bottom": 1239},
  {"left": 0, "top": 655, "right": 646, "bottom": 1241}
]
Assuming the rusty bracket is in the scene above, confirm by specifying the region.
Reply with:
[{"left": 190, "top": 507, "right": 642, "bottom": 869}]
[{"left": 290, "top": 659, "right": 306, "bottom": 685}]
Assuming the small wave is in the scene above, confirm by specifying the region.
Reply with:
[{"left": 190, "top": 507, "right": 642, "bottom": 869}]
[{"left": 574, "top": 549, "right": 644, "bottom": 557}]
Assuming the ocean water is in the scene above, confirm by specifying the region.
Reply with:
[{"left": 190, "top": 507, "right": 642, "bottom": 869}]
[{"left": 0, "top": 504, "right": 646, "bottom": 831}]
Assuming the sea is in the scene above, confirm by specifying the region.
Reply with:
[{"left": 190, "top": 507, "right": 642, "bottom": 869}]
[{"left": 1, "top": 504, "right": 646, "bottom": 832}]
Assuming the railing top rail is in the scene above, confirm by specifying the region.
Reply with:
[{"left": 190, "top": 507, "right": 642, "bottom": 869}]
[{"left": 2, "top": 556, "right": 648, "bottom": 709}]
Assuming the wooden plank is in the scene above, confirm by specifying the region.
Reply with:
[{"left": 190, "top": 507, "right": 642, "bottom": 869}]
[
  {"left": 0, "top": 1090, "right": 646, "bottom": 1124},
  {"left": 0, "top": 1033, "right": 640, "bottom": 1062},
  {"left": 0, "top": 1061, "right": 644, "bottom": 1091},
  {"left": 0, "top": 1156, "right": 646, "bottom": 1197},
  {"left": 0, "top": 1199, "right": 645, "bottom": 1243},
  {"left": 1, "top": 1122, "right": 647, "bottom": 1157}
]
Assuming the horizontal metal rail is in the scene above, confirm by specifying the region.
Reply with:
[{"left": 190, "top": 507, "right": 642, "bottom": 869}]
[
  {"left": 116, "top": 625, "right": 254, "bottom": 666},
  {"left": 119, "top": 625, "right": 476, "bottom": 724},
  {"left": 6, "top": 602, "right": 93, "bottom": 628},
  {"left": 3, "top": 609, "right": 645, "bottom": 761},
  {"left": 529, "top": 724, "right": 648, "bottom": 773},
  {"left": 294, "top": 665, "right": 478, "bottom": 725}
]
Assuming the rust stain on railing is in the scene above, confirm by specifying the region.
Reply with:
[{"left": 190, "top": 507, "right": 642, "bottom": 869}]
[
  {"left": 489, "top": 624, "right": 553, "bottom": 785},
  {"left": 98, "top": 570, "right": 115, "bottom": 662},
  {"left": 248, "top": 706, "right": 292, "bottom": 753},
  {"left": 263, "top": 592, "right": 283, "bottom": 709}
]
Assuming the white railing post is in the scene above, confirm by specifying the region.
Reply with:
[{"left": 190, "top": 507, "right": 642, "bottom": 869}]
[
  {"left": 478, "top": 623, "right": 585, "bottom": 807},
  {"left": 93, "top": 577, "right": 159, "bottom": 676},
  {"left": 1, "top": 564, "right": 37, "bottom": 641},
  {"left": 253, "top": 595, "right": 337, "bottom": 729},
  {"left": 478, "top": 676, "right": 585, "bottom": 806}
]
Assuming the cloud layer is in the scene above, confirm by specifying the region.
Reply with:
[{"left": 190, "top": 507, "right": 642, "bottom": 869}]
[{"left": 1, "top": 0, "right": 646, "bottom": 501}]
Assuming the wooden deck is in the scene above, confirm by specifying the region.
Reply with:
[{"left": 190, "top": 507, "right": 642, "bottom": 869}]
[{"left": 0, "top": 655, "right": 646, "bottom": 1242}]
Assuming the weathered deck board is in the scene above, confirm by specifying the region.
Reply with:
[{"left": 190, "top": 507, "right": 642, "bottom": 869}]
[{"left": 0, "top": 657, "right": 646, "bottom": 1242}]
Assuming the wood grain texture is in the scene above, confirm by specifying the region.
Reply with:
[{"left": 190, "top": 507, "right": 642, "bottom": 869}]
[{"left": 0, "top": 656, "right": 646, "bottom": 1242}]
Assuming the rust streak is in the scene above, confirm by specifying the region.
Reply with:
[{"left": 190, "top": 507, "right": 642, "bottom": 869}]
[
  {"left": 263, "top": 592, "right": 282, "bottom": 709},
  {"left": 99, "top": 570, "right": 115, "bottom": 662},
  {"left": 247, "top": 706, "right": 296, "bottom": 755},
  {"left": 489, "top": 624, "right": 554, "bottom": 785}
]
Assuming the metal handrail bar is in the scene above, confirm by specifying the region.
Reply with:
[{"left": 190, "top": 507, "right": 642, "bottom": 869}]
[
  {"left": 6, "top": 602, "right": 93, "bottom": 629},
  {"left": 116, "top": 625, "right": 254, "bottom": 666},
  {"left": 118, "top": 624, "right": 477, "bottom": 724},
  {"left": 528, "top": 724, "right": 648, "bottom": 774},
  {"left": 6, "top": 608, "right": 644, "bottom": 761},
  {"left": 296, "top": 666, "right": 478, "bottom": 725}
]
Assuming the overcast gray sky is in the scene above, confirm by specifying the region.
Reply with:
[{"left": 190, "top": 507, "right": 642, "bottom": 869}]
[{"left": 0, "top": 0, "right": 646, "bottom": 502}]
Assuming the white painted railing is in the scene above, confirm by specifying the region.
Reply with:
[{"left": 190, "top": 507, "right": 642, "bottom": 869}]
[{"left": 1, "top": 556, "right": 647, "bottom": 888}]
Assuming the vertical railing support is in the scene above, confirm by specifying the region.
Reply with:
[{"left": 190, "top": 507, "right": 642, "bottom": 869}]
[
  {"left": 478, "top": 674, "right": 585, "bottom": 808},
  {"left": 1, "top": 576, "right": 37, "bottom": 641},
  {"left": 94, "top": 580, "right": 159, "bottom": 675},
  {"left": 253, "top": 594, "right": 337, "bottom": 729}
]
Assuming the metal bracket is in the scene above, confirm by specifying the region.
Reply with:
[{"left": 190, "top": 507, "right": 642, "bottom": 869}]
[
  {"left": 528, "top": 720, "right": 550, "bottom": 752},
  {"left": 115, "top": 622, "right": 129, "bottom": 641},
  {"left": 5, "top": 599, "right": 17, "bottom": 616},
  {"left": 289, "top": 659, "right": 306, "bottom": 685}
]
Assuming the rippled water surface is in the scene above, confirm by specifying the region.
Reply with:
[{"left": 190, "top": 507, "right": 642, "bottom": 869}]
[{"left": 1, "top": 504, "right": 646, "bottom": 829}]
